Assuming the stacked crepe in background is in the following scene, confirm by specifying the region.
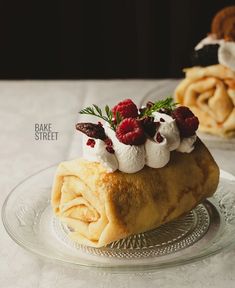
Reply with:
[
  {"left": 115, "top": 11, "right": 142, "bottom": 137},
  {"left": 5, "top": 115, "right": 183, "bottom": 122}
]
[
  {"left": 174, "top": 6, "right": 235, "bottom": 138},
  {"left": 51, "top": 139, "right": 219, "bottom": 248},
  {"left": 175, "top": 65, "right": 235, "bottom": 137}
]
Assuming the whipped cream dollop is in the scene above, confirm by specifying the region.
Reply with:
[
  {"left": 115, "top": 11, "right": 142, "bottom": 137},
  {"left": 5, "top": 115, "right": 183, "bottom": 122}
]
[
  {"left": 176, "top": 135, "right": 197, "bottom": 153},
  {"left": 152, "top": 112, "right": 180, "bottom": 151},
  {"left": 145, "top": 136, "right": 170, "bottom": 168},
  {"left": 82, "top": 114, "right": 197, "bottom": 173},
  {"left": 105, "top": 127, "right": 145, "bottom": 173},
  {"left": 195, "top": 34, "right": 235, "bottom": 72},
  {"left": 83, "top": 137, "right": 118, "bottom": 172}
]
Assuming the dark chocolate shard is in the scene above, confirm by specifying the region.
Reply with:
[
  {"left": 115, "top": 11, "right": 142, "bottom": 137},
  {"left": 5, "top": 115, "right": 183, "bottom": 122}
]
[
  {"left": 191, "top": 44, "right": 219, "bottom": 67},
  {"left": 140, "top": 116, "right": 160, "bottom": 138},
  {"left": 76, "top": 122, "right": 106, "bottom": 140}
]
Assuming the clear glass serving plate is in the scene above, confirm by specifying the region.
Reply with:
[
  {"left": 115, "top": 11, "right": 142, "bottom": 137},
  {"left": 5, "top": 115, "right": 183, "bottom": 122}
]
[{"left": 2, "top": 165, "right": 235, "bottom": 272}]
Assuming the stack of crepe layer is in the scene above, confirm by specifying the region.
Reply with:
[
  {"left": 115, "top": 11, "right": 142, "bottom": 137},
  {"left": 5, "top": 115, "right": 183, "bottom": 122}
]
[{"left": 175, "top": 64, "right": 235, "bottom": 138}]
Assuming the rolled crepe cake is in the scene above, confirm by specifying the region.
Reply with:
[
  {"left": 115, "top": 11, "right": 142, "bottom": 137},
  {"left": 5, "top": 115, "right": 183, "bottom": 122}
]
[{"left": 51, "top": 98, "right": 219, "bottom": 247}]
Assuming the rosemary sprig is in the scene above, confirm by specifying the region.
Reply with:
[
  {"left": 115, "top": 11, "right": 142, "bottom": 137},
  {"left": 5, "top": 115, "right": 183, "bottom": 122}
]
[
  {"left": 80, "top": 104, "right": 118, "bottom": 130},
  {"left": 143, "top": 97, "right": 177, "bottom": 117},
  {"left": 115, "top": 111, "right": 122, "bottom": 126},
  {"left": 79, "top": 98, "right": 175, "bottom": 130}
]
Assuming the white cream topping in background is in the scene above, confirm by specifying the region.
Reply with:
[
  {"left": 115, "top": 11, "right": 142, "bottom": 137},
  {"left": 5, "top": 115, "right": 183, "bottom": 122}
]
[
  {"left": 195, "top": 34, "right": 235, "bottom": 72},
  {"left": 82, "top": 114, "right": 197, "bottom": 173},
  {"left": 152, "top": 112, "right": 180, "bottom": 151},
  {"left": 218, "top": 41, "right": 235, "bottom": 72},
  {"left": 194, "top": 34, "right": 224, "bottom": 50},
  {"left": 176, "top": 135, "right": 197, "bottom": 153}
]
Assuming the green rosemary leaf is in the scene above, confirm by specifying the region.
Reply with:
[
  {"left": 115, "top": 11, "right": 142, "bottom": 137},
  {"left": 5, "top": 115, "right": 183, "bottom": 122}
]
[
  {"left": 93, "top": 104, "right": 103, "bottom": 117},
  {"left": 80, "top": 107, "right": 95, "bottom": 115},
  {"left": 79, "top": 104, "right": 117, "bottom": 131},
  {"left": 144, "top": 97, "right": 177, "bottom": 116},
  {"left": 105, "top": 105, "right": 110, "bottom": 117},
  {"left": 115, "top": 111, "right": 122, "bottom": 125}
]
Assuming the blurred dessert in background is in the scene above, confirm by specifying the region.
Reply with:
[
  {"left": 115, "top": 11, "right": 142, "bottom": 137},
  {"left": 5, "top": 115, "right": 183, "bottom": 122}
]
[{"left": 175, "top": 6, "right": 235, "bottom": 138}]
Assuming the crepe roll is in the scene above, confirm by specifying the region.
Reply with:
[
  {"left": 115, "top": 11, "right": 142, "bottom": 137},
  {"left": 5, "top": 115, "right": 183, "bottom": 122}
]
[{"left": 51, "top": 139, "right": 219, "bottom": 248}]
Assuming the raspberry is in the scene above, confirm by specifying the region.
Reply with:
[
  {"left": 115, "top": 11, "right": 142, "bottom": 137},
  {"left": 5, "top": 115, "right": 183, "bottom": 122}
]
[
  {"left": 104, "top": 138, "right": 113, "bottom": 146},
  {"left": 112, "top": 99, "right": 138, "bottom": 120},
  {"left": 171, "top": 106, "right": 199, "bottom": 137},
  {"left": 76, "top": 122, "right": 106, "bottom": 140},
  {"left": 106, "top": 146, "right": 115, "bottom": 154},
  {"left": 116, "top": 118, "right": 146, "bottom": 145},
  {"left": 86, "top": 138, "right": 96, "bottom": 147},
  {"left": 156, "top": 132, "right": 164, "bottom": 143}
]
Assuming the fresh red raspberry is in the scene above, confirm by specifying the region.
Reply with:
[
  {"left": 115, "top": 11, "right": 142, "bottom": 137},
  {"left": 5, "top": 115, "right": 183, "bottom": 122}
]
[
  {"left": 112, "top": 99, "right": 138, "bottom": 120},
  {"left": 171, "top": 106, "right": 199, "bottom": 137},
  {"left": 156, "top": 132, "right": 164, "bottom": 143},
  {"left": 86, "top": 138, "right": 96, "bottom": 147},
  {"left": 106, "top": 146, "right": 115, "bottom": 154},
  {"left": 104, "top": 138, "right": 113, "bottom": 146},
  {"left": 116, "top": 118, "right": 146, "bottom": 145}
]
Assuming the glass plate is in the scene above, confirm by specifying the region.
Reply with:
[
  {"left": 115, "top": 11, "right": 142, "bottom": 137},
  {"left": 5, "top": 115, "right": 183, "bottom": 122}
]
[
  {"left": 2, "top": 165, "right": 235, "bottom": 272},
  {"left": 140, "top": 86, "right": 235, "bottom": 150}
]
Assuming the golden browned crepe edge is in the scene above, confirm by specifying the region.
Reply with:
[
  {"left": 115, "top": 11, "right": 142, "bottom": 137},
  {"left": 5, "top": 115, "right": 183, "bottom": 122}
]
[{"left": 99, "top": 139, "right": 219, "bottom": 235}]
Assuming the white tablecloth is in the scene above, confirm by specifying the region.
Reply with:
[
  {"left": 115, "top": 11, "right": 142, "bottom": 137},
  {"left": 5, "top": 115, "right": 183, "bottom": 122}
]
[{"left": 1, "top": 80, "right": 235, "bottom": 288}]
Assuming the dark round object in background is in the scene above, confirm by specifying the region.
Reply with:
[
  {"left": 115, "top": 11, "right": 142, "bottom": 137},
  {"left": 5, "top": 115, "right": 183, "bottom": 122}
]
[{"left": 191, "top": 44, "right": 220, "bottom": 67}]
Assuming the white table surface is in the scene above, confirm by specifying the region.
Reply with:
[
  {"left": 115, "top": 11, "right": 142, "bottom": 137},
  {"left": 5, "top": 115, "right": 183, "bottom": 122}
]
[{"left": 1, "top": 80, "right": 235, "bottom": 288}]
